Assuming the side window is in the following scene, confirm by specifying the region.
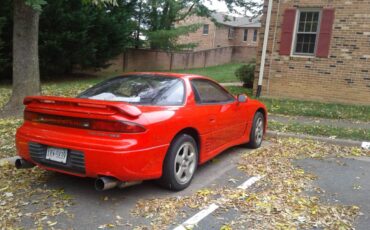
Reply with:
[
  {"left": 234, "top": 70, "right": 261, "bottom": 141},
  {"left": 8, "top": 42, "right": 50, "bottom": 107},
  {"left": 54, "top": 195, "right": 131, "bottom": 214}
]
[
  {"left": 191, "top": 79, "right": 234, "bottom": 104},
  {"left": 154, "top": 80, "right": 185, "bottom": 106}
]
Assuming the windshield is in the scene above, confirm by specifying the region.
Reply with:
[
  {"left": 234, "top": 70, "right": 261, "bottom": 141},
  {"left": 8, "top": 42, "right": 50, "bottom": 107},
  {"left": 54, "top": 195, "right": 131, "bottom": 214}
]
[{"left": 78, "top": 74, "right": 185, "bottom": 106}]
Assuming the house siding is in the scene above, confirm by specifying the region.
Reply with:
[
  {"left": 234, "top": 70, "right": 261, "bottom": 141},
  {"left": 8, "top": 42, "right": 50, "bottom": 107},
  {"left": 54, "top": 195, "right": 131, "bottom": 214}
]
[{"left": 254, "top": 0, "right": 370, "bottom": 105}]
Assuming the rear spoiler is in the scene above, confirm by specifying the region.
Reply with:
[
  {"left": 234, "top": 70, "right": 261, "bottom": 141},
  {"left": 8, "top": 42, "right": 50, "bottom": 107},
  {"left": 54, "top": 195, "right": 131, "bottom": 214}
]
[{"left": 24, "top": 96, "right": 142, "bottom": 118}]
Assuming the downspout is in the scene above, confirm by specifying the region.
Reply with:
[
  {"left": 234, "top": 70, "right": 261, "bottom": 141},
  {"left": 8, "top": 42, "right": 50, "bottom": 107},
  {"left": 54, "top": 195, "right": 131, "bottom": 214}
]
[
  {"left": 256, "top": 0, "right": 273, "bottom": 97},
  {"left": 266, "top": 0, "right": 281, "bottom": 95}
]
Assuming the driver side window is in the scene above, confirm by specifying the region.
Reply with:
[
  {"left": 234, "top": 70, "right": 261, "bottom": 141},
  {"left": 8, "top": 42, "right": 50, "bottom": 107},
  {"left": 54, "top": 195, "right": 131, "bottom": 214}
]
[{"left": 191, "top": 79, "right": 234, "bottom": 104}]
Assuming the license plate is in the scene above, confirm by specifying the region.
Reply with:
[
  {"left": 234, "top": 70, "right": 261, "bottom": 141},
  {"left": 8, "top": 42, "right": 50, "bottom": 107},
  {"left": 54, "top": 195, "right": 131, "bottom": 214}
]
[{"left": 46, "top": 147, "right": 68, "bottom": 164}]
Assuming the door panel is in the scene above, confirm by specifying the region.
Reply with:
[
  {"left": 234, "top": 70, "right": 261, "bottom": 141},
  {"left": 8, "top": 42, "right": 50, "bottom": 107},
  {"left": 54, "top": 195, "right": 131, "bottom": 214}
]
[{"left": 214, "top": 102, "right": 246, "bottom": 147}]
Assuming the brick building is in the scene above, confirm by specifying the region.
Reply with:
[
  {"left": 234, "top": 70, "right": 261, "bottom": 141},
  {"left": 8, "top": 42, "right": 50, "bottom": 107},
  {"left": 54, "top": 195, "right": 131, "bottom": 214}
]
[
  {"left": 177, "top": 12, "right": 261, "bottom": 51},
  {"left": 254, "top": 0, "right": 370, "bottom": 105}
]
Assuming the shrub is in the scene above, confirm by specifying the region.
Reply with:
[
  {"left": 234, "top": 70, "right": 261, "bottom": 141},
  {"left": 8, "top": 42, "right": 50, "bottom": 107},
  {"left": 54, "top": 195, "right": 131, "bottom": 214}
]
[{"left": 235, "top": 60, "right": 256, "bottom": 88}]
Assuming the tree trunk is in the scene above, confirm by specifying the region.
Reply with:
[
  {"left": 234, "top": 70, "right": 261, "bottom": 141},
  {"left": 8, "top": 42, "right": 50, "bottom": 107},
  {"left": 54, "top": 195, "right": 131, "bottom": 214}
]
[{"left": 1, "top": 0, "right": 40, "bottom": 117}]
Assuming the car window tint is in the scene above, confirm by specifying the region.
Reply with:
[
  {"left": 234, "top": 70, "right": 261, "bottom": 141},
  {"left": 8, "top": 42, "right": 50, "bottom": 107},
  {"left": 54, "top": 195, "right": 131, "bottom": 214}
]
[
  {"left": 191, "top": 79, "right": 234, "bottom": 104},
  {"left": 78, "top": 75, "right": 185, "bottom": 106}
]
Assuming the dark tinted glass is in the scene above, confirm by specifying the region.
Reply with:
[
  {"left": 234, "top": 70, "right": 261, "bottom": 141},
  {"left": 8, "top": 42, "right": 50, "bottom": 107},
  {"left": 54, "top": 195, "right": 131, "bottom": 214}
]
[
  {"left": 191, "top": 79, "right": 234, "bottom": 104},
  {"left": 295, "top": 10, "right": 320, "bottom": 54},
  {"left": 79, "top": 75, "right": 185, "bottom": 106},
  {"left": 203, "top": 24, "right": 209, "bottom": 35},
  {"left": 296, "top": 34, "right": 316, "bottom": 54}
]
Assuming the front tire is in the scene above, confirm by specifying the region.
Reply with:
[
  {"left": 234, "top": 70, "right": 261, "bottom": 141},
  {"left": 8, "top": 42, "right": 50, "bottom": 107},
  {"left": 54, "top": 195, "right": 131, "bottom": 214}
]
[
  {"left": 159, "top": 134, "right": 198, "bottom": 191},
  {"left": 247, "top": 112, "right": 265, "bottom": 149}
]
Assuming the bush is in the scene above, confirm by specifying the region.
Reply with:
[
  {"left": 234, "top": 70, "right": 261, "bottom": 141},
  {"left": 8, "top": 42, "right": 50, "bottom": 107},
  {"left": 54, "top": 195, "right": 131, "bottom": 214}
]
[{"left": 235, "top": 60, "right": 256, "bottom": 88}]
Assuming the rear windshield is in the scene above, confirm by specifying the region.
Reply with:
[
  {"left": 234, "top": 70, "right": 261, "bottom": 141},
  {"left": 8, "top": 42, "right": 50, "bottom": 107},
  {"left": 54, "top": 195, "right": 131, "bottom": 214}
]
[{"left": 78, "top": 74, "right": 185, "bottom": 106}]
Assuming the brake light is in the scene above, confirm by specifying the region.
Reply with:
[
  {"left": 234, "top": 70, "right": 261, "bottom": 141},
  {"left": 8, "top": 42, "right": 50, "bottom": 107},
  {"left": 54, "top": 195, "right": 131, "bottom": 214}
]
[{"left": 24, "top": 111, "right": 146, "bottom": 133}]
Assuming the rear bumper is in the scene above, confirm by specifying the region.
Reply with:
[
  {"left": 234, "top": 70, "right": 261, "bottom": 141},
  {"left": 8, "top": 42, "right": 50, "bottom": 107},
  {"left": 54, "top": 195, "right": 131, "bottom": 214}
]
[{"left": 16, "top": 127, "right": 169, "bottom": 181}]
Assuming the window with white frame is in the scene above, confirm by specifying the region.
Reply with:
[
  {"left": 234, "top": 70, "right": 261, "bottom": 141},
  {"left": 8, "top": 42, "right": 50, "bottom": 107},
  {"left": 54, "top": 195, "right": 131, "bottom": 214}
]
[
  {"left": 294, "top": 10, "right": 321, "bottom": 55},
  {"left": 203, "top": 24, "right": 209, "bottom": 35}
]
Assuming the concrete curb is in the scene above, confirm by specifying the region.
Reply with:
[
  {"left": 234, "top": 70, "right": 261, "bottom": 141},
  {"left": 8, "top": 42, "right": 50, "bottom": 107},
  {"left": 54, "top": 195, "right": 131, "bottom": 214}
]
[{"left": 266, "top": 130, "right": 365, "bottom": 148}]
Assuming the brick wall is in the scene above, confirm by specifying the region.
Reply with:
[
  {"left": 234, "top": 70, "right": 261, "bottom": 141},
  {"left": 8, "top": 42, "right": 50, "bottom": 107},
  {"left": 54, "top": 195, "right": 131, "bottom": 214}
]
[
  {"left": 254, "top": 0, "right": 370, "bottom": 105},
  {"left": 177, "top": 15, "right": 259, "bottom": 51}
]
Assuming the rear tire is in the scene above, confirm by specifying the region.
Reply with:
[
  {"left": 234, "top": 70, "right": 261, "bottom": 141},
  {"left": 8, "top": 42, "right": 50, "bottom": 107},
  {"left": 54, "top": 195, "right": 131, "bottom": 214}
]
[
  {"left": 159, "top": 134, "right": 198, "bottom": 191},
  {"left": 247, "top": 112, "right": 265, "bottom": 149}
]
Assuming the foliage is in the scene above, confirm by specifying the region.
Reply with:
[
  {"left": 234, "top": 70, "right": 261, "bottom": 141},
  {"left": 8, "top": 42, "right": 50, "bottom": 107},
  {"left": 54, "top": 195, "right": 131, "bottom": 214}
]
[
  {"left": 131, "top": 138, "right": 367, "bottom": 229},
  {"left": 269, "top": 121, "right": 370, "bottom": 141},
  {"left": 0, "top": 17, "right": 6, "bottom": 73},
  {"left": 222, "top": 85, "right": 370, "bottom": 122},
  {"left": 262, "top": 98, "right": 370, "bottom": 122},
  {"left": 0, "top": 2, "right": 12, "bottom": 78},
  {"left": 0, "top": 161, "right": 73, "bottom": 229},
  {"left": 138, "top": 0, "right": 262, "bottom": 50},
  {"left": 0, "top": 0, "right": 136, "bottom": 78},
  {"left": 38, "top": 0, "right": 135, "bottom": 76},
  {"left": 147, "top": 24, "right": 201, "bottom": 50},
  {"left": 175, "top": 63, "right": 244, "bottom": 83},
  {"left": 235, "top": 59, "right": 256, "bottom": 88}
]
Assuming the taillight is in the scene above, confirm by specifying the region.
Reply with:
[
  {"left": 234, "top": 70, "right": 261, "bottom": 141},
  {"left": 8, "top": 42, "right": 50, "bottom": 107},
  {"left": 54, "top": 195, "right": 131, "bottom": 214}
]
[{"left": 24, "top": 111, "right": 146, "bottom": 133}]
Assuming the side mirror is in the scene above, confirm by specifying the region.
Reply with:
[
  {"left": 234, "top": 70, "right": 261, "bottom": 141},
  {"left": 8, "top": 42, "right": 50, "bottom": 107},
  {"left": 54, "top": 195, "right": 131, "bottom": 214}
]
[{"left": 237, "top": 94, "right": 248, "bottom": 103}]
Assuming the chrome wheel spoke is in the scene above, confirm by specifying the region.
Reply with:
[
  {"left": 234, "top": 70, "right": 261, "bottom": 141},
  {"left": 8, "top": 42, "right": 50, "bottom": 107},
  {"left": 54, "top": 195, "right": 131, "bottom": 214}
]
[
  {"left": 176, "top": 165, "right": 184, "bottom": 176},
  {"left": 174, "top": 142, "right": 196, "bottom": 184}
]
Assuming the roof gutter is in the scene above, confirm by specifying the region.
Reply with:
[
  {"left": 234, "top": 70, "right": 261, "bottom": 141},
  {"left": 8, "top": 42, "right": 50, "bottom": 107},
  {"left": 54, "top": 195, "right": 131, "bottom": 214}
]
[{"left": 256, "top": 0, "right": 273, "bottom": 98}]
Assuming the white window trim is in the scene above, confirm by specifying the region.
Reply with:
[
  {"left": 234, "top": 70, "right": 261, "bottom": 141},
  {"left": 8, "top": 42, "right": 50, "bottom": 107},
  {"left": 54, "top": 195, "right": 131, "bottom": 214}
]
[{"left": 290, "top": 8, "right": 322, "bottom": 57}]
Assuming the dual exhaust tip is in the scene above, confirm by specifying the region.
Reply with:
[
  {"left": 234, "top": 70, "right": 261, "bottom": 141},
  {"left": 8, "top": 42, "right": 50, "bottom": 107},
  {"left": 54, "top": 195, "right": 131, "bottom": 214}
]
[{"left": 15, "top": 158, "right": 141, "bottom": 191}]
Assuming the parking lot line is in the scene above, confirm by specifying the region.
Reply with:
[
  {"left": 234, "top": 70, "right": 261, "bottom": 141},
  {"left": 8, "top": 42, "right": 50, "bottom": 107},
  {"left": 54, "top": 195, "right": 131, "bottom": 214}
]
[
  {"left": 237, "top": 175, "right": 264, "bottom": 190},
  {"left": 173, "top": 203, "right": 220, "bottom": 230},
  {"left": 362, "top": 142, "right": 370, "bottom": 150},
  {"left": 173, "top": 175, "right": 263, "bottom": 230}
]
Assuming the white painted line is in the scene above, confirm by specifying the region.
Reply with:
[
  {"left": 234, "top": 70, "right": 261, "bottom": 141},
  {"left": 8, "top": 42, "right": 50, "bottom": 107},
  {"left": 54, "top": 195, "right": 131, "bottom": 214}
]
[
  {"left": 362, "top": 142, "right": 370, "bottom": 150},
  {"left": 237, "top": 175, "right": 264, "bottom": 190},
  {"left": 174, "top": 175, "right": 264, "bottom": 230},
  {"left": 173, "top": 203, "right": 219, "bottom": 230}
]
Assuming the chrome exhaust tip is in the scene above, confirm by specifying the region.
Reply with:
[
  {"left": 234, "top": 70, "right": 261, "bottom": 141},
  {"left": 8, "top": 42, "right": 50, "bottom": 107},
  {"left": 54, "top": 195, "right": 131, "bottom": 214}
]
[
  {"left": 95, "top": 177, "right": 142, "bottom": 191},
  {"left": 15, "top": 158, "right": 35, "bottom": 169},
  {"left": 95, "top": 177, "right": 119, "bottom": 191}
]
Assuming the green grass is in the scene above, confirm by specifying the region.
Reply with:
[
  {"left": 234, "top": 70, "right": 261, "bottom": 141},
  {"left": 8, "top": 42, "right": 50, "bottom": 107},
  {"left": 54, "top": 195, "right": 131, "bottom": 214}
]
[
  {"left": 174, "top": 63, "right": 243, "bottom": 83},
  {"left": 225, "top": 86, "right": 252, "bottom": 96},
  {"left": 269, "top": 121, "right": 370, "bottom": 141},
  {"left": 223, "top": 86, "right": 370, "bottom": 122},
  {"left": 262, "top": 98, "right": 370, "bottom": 122}
]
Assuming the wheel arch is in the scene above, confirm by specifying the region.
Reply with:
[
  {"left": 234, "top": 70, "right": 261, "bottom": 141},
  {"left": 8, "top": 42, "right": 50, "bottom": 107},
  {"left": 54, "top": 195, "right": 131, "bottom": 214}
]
[
  {"left": 171, "top": 127, "right": 201, "bottom": 161},
  {"left": 256, "top": 107, "right": 267, "bottom": 133}
]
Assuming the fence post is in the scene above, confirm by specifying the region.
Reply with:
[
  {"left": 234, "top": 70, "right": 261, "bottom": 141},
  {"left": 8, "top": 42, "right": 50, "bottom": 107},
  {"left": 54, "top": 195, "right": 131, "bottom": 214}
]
[
  {"left": 204, "top": 50, "right": 207, "bottom": 68},
  {"left": 123, "top": 50, "right": 128, "bottom": 72},
  {"left": 169, "top": 52, "right": 173, "bottom": 71}
]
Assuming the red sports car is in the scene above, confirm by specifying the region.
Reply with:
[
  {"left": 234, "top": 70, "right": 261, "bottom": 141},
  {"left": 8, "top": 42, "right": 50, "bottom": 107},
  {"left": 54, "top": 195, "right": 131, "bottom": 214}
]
[{"left": 15, "top": 73, "right": 267, "bottom": 191}]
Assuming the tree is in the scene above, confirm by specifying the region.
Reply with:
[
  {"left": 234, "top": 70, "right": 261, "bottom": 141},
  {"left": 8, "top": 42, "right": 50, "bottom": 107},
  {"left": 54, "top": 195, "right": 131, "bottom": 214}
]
[
  {"left": 138, "top": 0, "right": 262, "bottom": 50},
  {"left": 0, "top": 17, "right": 6, "bottom": 72},
  {"left": 1, "top": 0, "right": 117, "bottom": 116},
  {"left": 39, "top": 0, "right": 135, "bottom": 76}
]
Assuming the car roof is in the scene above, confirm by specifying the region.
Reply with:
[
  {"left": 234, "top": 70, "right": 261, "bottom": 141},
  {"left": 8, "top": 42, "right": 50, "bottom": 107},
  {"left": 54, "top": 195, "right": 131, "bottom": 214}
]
[{"left": 121, "top": 72, "right": 217, "bottom": 82}]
